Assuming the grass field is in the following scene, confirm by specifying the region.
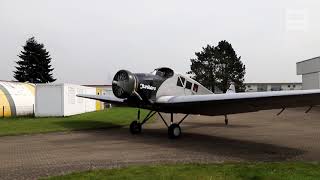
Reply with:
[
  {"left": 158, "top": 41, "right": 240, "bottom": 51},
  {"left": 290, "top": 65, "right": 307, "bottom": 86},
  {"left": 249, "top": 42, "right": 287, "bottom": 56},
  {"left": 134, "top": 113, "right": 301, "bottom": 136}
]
[
  {"left": 44, "top": 162, "right": 320, "bottom": 180},
  {"left": 0, "top": 107, "right": 149, "bottom": 136}
]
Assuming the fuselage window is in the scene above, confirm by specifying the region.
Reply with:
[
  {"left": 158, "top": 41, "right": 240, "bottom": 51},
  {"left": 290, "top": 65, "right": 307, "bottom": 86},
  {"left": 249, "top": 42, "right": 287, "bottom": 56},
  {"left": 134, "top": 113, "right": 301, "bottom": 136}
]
[
  {"left": 186, "top": 81, "right": 192, "bottom": 89},
  {"left": 180, "top": 77, "right": 185, "bottom": 84},
  {"left": 193, "top": 84, "right": 198, "bottom": 92},
  {"left": 177, "top": 77, "right": 185, "bottom": 87}
]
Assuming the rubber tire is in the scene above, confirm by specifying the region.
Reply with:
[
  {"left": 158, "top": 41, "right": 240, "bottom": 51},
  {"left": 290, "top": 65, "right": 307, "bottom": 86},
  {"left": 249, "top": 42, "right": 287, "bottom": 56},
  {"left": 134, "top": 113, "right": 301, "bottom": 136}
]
[
  {"left": 168, "top": 123, "right": 181, "bottom": 139},
  {"left": 130, "top": 120, "right": 142, "bottom": 134}
]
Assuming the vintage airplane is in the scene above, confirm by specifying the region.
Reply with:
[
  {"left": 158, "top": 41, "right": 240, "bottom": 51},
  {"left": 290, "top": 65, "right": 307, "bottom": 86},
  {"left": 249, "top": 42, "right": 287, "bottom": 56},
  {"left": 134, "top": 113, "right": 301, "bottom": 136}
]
[{"left": 78, "top": 67, "right": 320, "bottom": 138}]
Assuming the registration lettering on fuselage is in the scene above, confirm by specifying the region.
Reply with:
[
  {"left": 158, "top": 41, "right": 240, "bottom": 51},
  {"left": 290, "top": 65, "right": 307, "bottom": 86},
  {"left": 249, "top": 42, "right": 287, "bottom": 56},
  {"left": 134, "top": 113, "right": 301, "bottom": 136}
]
[{"left": 140, "top": 84, "right": 157, "bottom": 91}]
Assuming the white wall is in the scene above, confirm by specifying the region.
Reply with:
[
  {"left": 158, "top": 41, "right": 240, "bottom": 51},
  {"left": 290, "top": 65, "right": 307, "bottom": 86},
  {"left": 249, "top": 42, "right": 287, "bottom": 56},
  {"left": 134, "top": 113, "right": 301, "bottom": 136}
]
[
  {"left": 84, "top": 88, "right": 96, "bottom": 112},
  {"left": 35, "top": 84, "right": 63, "bottom": 117},
  {"left": 245, "top": 83, "right": 302, "bottom": 92},
  {"left": 36, "top": 84, "right": 97, "bottom": 117},
  {"left": 245, "top": 85, "right": 258, "bottom": 92},
  {"left": 280, "top": 84, "right": 302, "bottom": 91}
]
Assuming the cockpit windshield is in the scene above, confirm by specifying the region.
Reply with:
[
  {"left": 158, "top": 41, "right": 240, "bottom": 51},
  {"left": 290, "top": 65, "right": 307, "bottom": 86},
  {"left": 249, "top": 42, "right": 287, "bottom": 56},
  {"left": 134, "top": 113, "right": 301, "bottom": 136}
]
[{"left": 152, "top": 67, "right": 174, "bottom": 78}]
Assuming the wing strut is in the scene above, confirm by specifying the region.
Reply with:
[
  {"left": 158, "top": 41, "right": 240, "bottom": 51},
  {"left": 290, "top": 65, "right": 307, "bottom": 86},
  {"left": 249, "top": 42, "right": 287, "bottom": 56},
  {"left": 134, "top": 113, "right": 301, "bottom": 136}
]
[
  {"left": 305, "top": 106, "right": 313, "bottom": 113},
  {"left": 277, "top": 108, "right": 286, "bottom": 116},
  {"left": 178, "top": 114, "right": 189, "bottom": 125},
  {"left": 158, "top": 112, "right": 169, "bottom": 127},
  {"left": 130, "top": 110, "right": 156, "bottom": 134}
]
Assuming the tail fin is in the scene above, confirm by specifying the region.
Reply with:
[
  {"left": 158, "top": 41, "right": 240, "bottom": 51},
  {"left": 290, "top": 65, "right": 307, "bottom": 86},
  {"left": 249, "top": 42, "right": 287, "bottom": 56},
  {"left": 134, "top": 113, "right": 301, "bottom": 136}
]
[{"left": 226, "top": 82, "right": 236, "bottom": 94}]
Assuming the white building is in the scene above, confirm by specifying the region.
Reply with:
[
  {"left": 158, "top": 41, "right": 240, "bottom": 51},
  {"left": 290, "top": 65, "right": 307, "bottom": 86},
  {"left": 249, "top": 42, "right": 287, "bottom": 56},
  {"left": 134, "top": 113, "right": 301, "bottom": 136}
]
[
  {"left": 297, "top": 56, "right": 320, "bottom": 90},
  {"left": 35, "top": 84, "right": 97, "bottom": 117},
  {"left": 245, "top": 83, "right": 302, "bottom": 92}
]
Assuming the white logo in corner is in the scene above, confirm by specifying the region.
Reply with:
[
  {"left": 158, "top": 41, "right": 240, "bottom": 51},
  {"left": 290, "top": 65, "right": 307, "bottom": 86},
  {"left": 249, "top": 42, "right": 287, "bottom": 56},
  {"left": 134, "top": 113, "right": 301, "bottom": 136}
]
[{"left": 140, "top": 84, "right": 156, "bottom": 91}]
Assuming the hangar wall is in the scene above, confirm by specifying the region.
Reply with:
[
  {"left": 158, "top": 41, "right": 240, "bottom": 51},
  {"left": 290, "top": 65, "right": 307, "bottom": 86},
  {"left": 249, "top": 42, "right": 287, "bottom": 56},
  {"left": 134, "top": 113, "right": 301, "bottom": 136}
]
[
  {"left": 297, "top": 57, "right": 320, "bottom": 90},
  {"left": 35, "top": 84, "right": 97, "bottom": 117},
  {"left": 301, "top": 72, "right": 320, "bottom": 90},
  {"left": 0, "top": 81, "right": 35, "bottom": 117}
]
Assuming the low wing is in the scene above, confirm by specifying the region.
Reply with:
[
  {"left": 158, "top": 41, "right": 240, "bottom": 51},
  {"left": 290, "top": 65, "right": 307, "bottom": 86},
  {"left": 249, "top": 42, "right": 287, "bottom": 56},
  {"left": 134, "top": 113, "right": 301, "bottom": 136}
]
[
  {"left": 155, "top": 89, "right": 320, "bottom": 116},
  {"left": 77, "top": 94, "right": 124, "bottom": 104}
]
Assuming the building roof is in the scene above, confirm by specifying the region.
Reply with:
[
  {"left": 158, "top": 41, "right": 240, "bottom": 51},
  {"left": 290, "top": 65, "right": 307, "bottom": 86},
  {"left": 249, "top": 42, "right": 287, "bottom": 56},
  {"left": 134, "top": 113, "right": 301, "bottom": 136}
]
[
  {"left": 83, "top": 84, "right": 112, "bottom": 87},
  {"left": 245, "top": 82, "right": 302, "bottom": 85},
  {"left": 296, "top": 56, "right": 320, "bottom": 75},
  {"left": 296, "top": 56, "right": 320, "bottom": 64},
  {"left": 0, "top": 80, "right": 18, "bottom": 82}
]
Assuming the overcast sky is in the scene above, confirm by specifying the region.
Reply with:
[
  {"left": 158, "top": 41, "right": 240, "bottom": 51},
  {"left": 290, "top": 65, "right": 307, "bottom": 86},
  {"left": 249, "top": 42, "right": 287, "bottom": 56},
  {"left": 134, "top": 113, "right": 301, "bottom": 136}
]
[{"left": 1, "top": 0, "right": 320, "bottom": 84}]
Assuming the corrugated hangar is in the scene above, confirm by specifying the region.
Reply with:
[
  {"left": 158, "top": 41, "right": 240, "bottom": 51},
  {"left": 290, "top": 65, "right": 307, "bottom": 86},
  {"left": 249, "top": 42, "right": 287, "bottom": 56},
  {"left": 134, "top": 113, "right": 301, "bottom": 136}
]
[
  {"left": 297, "top": 56, "right": 320, "bottom": 90},
  {"left": 0, "top": 81, "right": 35, "bottom": 117}
]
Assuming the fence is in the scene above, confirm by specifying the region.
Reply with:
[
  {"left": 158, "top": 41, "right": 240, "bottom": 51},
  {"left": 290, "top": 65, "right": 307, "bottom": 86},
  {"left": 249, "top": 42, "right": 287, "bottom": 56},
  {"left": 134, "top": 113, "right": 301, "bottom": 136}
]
[{"left": 1, "top": 105, "right": 35, "bottom": 118}]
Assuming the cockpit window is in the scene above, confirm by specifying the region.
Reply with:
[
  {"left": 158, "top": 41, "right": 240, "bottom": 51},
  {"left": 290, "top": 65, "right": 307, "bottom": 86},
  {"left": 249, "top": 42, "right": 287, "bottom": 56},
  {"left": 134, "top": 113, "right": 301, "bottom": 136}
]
[
  {"left": 156, "top": 71, "right": 165, "bottom": 77},
  {"left": 155, "top": 67, "right": 174, "bottom": 78},
  {"left": 177, "top": 77, "right": 185, "bottom": 87},
  {"left": 186, "top": 81, "right": 192, "bottom": 89}
]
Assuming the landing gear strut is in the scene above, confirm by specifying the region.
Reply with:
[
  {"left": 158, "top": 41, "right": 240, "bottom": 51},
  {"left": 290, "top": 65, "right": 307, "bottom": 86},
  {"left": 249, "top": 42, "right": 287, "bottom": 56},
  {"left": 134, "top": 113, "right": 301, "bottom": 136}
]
[
  {"left": 129, "top": 109, "right": 156, "bottom": 135},
  {"left": 224, "top": 115, "right": 228, "bottom": 125},
  {"left": 130, "top": 120, "right": 141, "bottom": 134},
  {"left": 130, "top": 110, "right": 189, "bottom": 139},
  {"left": 158, "top": 112, "right": 189, "bottom": 139}
]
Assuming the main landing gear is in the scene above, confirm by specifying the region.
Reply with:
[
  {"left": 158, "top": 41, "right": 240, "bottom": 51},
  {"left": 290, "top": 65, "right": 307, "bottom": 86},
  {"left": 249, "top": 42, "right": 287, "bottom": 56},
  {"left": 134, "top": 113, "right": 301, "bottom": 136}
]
[
  {"left": 129, "top": 109, "right": 156, "bottom": 134},
  {"left": 224, "top": 115, "right": 229, "bottom": 125},
  {"left": 129, "top": 109, "right": 189, "bottom": 139}
]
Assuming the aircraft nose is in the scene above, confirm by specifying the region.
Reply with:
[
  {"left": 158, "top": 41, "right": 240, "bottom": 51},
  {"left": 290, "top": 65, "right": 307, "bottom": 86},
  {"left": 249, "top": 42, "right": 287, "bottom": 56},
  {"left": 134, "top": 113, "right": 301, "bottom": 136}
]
[
  {"left": 112, "top": 80, "right": 126, "bottom": 89},
  {"left": 112, "top": 70, "right": 137, "bottom": 99}
]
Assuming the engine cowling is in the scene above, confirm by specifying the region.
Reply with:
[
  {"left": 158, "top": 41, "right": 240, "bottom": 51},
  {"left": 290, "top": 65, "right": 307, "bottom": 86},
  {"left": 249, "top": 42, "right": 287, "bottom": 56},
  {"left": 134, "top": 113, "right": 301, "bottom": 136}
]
[{"left": 112, "top": 70, "right": 137, "bottom": 99}]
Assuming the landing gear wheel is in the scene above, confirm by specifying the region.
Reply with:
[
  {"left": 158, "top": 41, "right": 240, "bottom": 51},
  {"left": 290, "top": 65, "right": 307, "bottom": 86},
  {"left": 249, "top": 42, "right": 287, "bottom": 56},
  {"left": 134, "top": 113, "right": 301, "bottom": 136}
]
[
  {"left": 168, "top": 123, "right": 181, "bottom": 139},
  {"left": 130, "top": 120, "right": 142, "bottom": 134}
]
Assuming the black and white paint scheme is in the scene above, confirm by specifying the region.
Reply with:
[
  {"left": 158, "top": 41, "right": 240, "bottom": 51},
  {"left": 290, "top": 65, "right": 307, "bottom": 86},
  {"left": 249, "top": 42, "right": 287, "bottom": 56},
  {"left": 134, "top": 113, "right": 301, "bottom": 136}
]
[{"left": 78, "top": 67, "right": 320, "bottom": 138}]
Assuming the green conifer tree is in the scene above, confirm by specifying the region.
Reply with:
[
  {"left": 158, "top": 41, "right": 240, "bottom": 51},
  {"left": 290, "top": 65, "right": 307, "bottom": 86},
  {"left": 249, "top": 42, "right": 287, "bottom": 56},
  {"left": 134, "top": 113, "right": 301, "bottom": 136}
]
[
  {"left": 14, "top": 37, "right": 56, "bottom": 83},
  {"left": 188, "top": 40, "right": 246, "bottom": 92}
]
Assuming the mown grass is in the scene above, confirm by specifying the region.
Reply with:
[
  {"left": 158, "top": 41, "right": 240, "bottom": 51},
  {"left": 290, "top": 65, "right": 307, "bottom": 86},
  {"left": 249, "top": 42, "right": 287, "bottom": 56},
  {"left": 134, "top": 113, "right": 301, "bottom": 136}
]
[
  {"left": 0, "top": 107, "right": 149, "bottom": 136},
  {"left": 44, "top": 162, "right": 320, "bottom": 180}
]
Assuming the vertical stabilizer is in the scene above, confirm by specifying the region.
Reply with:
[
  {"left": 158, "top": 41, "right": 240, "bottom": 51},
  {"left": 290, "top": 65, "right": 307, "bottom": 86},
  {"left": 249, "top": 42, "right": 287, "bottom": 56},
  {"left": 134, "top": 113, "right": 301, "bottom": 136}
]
[{"left": 226, "top": 82, "right": 236, "bottom": 93}]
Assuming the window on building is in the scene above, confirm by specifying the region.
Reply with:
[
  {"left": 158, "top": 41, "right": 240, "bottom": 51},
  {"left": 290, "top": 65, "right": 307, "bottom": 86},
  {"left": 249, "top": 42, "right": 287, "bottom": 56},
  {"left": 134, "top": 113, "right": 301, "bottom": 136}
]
[
  {"left": 288, "top": 85, "right": 291, "bottom": 88},
  {"left": 193, "top": 84, "right": 198, "bottom": 92},
  {"left": 186, "top": 81, "right": 192, "bottom": 89},
  {"left": 293, "top": 85, "right": 296, "bottom": 88}
]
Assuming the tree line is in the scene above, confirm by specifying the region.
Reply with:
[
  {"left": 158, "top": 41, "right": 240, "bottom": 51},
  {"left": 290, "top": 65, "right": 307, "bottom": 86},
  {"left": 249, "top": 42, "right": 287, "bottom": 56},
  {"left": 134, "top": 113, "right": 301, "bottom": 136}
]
[{"left": 14, "top": 37, "right": 245, "bottom": 92}]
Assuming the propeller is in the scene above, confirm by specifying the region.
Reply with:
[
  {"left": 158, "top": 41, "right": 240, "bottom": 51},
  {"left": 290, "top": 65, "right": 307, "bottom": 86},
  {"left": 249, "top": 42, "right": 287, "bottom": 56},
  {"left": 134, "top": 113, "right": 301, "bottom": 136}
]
[{"left": 112, "top": 70, "right": 142, "bottom": 100}]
